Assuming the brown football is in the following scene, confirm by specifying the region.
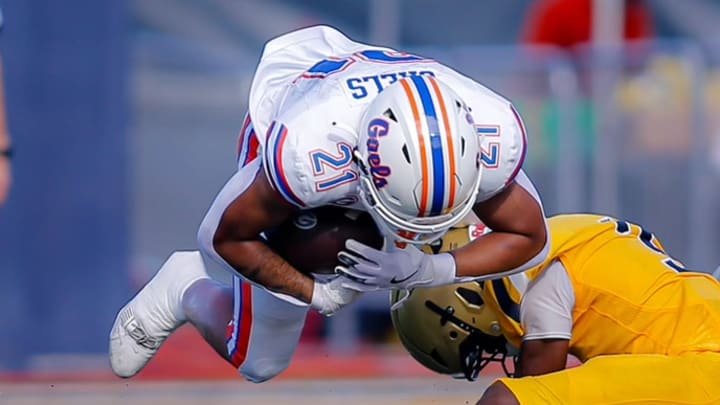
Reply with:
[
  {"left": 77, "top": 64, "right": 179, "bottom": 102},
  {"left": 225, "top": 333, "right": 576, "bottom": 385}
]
[{"left": 264, "top": 206, "right": 384, "bottom": 275}]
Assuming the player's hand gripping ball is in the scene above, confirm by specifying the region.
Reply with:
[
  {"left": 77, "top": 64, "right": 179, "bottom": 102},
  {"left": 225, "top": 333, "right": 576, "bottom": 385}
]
[{"left": 264, "top": 206, "right": 384, "bottom": 275}]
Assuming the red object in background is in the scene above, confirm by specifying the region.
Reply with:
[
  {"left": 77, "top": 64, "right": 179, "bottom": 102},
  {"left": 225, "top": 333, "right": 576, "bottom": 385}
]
[{"left": 522, "top": 0, "right": 655, "bottom": 48}]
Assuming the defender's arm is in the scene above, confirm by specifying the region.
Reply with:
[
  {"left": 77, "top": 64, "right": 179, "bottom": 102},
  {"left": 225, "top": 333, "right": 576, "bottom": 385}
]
[
  {"left": 515, "top": 260, "right": 575, "bottom": 377},
  {"left": 515, "top": 338, "right": 569, "bottom": 377}
]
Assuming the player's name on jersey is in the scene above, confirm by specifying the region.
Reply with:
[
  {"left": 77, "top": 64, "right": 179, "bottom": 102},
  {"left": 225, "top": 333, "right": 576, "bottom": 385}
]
[{"left": 345, "top": 70, "right": 436, "bottom": 100}]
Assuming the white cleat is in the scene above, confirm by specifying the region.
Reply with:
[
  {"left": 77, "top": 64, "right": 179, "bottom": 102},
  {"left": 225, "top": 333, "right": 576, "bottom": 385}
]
[{"left": 109, "top": 251, "right": 208, "bottom": 378}]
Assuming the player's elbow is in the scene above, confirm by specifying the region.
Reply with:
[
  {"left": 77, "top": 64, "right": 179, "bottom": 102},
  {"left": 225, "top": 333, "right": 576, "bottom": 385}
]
[
  {"left": 513, "top": 204, "right": 548, "bottom": 259},
  {"left": 529, "top": 221, "right": 548, "bottom": 260},
  {"left": 522, "top": 223, "right": 549, "bottom": 270},
  {"left": 210, "top": 235, "right": 238, "bottom": 265},
  {"left": 503, "top": 221, "right": 549, "bottom": 275},
  {"left": 197, "top": 213, "right": 223, "bottom": 258},
  {"left": 199, "top": 228, "right": 236, "bottom": 264}
]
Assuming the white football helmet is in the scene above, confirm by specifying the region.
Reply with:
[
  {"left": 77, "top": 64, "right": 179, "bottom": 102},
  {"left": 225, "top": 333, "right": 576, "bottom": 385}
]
[{"left": 355, "top": 75, "right": 482, "bottom": 244}]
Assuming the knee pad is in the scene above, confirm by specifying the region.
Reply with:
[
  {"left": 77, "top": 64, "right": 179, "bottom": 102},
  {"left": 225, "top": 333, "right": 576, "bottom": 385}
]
[{"left": 239, "top": 357, "right": 291, "bottom": 383}]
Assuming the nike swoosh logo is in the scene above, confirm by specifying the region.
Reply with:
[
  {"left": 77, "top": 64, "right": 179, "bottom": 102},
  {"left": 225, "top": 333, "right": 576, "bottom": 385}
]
[{"left": 390, "top": 270, "right": 419, "bottom": 284}]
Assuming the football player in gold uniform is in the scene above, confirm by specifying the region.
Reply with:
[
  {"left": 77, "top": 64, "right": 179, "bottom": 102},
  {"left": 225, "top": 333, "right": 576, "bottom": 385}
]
[{"left": 392, "top": 214, "right": 720, "bottom": 404}]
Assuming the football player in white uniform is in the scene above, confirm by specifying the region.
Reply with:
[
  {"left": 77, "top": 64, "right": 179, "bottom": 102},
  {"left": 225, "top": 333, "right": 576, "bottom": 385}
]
[{"left": 109, "top": 26, "right": 549, "bottom": 382}]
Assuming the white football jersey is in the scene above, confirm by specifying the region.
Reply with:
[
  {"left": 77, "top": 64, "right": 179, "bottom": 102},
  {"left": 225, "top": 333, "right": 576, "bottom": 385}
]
[{"left": 240, "top": 25, "right": 529, "bottom": 210}]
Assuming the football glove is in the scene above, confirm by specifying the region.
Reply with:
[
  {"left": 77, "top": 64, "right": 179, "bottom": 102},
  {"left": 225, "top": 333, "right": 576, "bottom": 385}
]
[
  {"left": 310, "top": 276, "right": 363, "bottom": 316},
  {"left": 335, "top": 239, "right": 457, "bottom": 292}
]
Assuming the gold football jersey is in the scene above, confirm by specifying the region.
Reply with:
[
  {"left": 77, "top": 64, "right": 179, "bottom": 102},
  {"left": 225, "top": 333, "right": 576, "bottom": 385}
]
[{"left": 485, "top": 214, "right": 720, "bottom": 361}]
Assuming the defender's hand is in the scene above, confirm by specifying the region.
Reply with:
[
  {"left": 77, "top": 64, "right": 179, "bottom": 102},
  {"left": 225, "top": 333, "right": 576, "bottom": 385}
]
[{"left": 335, "top": 239, "right": 457, "bottom": 291}]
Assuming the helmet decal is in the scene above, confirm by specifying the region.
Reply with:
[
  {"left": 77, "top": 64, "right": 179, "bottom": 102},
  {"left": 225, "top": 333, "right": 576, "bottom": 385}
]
[{"left": 365, "top": 117, "right": 391, "bottom": 189}]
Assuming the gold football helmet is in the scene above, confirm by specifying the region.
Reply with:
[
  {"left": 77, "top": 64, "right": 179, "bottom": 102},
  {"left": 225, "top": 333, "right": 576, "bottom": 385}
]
[
  {"left": 390, "top": 227, "right": 516, "bottom": 380},
  {"left": 390, "top": 283, "right": 516, "bottom": 381}
]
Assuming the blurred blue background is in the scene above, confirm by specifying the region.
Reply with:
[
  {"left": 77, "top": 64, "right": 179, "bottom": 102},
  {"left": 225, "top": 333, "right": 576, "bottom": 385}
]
[{"left": 0, "top": 0, "right": 719, "bottom": 376}]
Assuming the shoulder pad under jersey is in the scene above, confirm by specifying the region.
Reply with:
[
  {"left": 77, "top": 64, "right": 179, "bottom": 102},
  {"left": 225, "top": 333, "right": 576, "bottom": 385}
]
[
  {"left": 433, "top": 70, "right": 528, "bottom": 202},
  {"left": 248, "top": 25, "right": 393, "bottom": 139},
  {"left": 261, "top": 95, "right": 361, "bottom": 208},
  {"left": 473, "top": 103, "right": 528, "bottom": 202}
]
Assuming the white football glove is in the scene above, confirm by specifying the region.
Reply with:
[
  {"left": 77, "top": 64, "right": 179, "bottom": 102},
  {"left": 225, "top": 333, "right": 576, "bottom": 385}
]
[
  {"left": 335, "top": 239, "right": 457, "bottom": 291},
  {"left": 310, "top": 276, "right": 363, "bottom": 316}
]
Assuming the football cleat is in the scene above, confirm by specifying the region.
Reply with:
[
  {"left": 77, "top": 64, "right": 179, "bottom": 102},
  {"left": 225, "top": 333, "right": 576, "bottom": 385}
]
[{"left": 109, "top": 251, "right": 207, "bottom": 378}]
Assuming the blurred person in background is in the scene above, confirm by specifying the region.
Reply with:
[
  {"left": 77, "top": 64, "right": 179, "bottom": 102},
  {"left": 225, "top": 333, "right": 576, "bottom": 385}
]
[
  {"left": 109, "top": 25, "right": 550, "bottom": 383},
  {"left": 521, "top": 0, "right": 655, "bottom": 50},
  {"left": 521, "top": 0, "right": 656, "bottom": 90},
  {"left": 391, "top": 214, "right": 720, "bottom": 405},
  {"left": 0, "top": 6, "right": 11, "bottom": 206},
  {"left": 521, "top": 0, "right": 657, "bottom": 95}
]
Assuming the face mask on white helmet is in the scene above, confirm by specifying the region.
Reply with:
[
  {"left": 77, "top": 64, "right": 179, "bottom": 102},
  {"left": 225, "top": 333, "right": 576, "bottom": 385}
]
[{"left": 354, "top": 75, "right": 483, "bottom": 245}]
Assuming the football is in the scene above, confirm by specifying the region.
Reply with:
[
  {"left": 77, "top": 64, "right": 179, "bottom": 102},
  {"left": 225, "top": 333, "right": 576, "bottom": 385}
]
[{"left": 264, "top": 206, "right": 384, "bottom": 275}]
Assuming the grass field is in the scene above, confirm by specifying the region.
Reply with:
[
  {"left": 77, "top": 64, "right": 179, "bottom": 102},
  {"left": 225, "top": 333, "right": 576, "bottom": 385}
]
[{"left": 0, "top": 377, "right": 493, "bottom": 405}]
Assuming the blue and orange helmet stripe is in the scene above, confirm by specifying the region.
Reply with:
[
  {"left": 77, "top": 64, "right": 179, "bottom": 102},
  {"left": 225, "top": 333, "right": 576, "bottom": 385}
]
[
  {"left": 428, "top": 77, "right": 457, "bottom": 211},
  {"left": 399, "top": 76, "right": 458, "bottom": 217}
]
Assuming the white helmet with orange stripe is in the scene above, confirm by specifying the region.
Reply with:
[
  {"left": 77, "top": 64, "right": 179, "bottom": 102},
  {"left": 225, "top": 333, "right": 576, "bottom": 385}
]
[{"left": 354, "top": 75, "right": 482, "bottom": 244}]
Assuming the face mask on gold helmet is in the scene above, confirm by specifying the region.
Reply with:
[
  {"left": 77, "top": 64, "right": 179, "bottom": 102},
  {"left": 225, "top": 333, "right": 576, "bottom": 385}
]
[{"left": 390, "top": 281, "right": 517, "bottom": 381}]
